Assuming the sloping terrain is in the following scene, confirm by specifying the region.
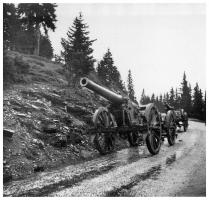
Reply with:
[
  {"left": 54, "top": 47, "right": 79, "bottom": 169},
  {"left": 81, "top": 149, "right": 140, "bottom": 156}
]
[{"left": 3, "top": 51, "right": 128, "bottom": 183}]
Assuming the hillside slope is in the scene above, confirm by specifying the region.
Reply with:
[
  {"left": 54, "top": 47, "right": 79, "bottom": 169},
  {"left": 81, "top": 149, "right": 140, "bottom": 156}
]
[{"left": 3, "top": 51, "right": 128, "bottom": 183}]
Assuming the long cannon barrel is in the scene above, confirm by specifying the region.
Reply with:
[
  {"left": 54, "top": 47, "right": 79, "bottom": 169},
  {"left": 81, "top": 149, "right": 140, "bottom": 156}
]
[{"left": 80, "top": 77, "right": 125, "bottom": 104}]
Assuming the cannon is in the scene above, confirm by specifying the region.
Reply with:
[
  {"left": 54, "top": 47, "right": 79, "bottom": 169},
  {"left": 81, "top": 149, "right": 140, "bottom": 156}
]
[
  {"left": 174, "top": 109, "right": 188, "bottom": 132},
  {"left": 80, "top": 77, "right": 163, "bottom": 155},
  {"left": 160, "top": 103, "right": 178, "bottom": 145},
  {"left": 160, "top": 103, "right": 189, "bottom": 146}
]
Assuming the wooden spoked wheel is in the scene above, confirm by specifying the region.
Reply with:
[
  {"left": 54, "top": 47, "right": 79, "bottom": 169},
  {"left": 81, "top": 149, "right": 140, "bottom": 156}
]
[
  {"left": 166, "top": 111, "right": 176, "bottom": 146},
  {"left": 145, "top": 104, "right": 162, "bottom": 155},
  {"left": 93, "top": 107, "right": 115, "bottom": 155}
]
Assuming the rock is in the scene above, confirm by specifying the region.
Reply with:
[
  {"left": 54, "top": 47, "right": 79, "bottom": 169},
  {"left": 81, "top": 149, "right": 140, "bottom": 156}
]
[
  {"left": 67, "top": 131, "right": 83, "bottom": 144},
  {"left": 32, "top": 139, "right": 45, "bottom": 149},
  {"left": 3, "top": 129, "right": 15, "bottom": 138},
  {"left": 3, "top": 173, "right": 12, "bottom": 184},
  {"left": 33, "top": 165, "right": 44, "bottom": 173},
  {"left": 42, "top": 124, "right": 58, "bottom": 133},
  {"left": 3, "top": 165, "right": 12, "bottom": 183},
  {"left": 50, "top": 134, "right": 67, "bottom": 148}
]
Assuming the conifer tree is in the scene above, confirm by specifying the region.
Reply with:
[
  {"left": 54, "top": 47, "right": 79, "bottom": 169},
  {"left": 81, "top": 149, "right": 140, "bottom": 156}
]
[
  {"left": 169, "top": 87, "right": 175, "bottom": 107},
  {"left": 127, "top": 69, "right": 136, "bottom": 102},
  {"left": 18, "top": 3, "right": 57, "bottom": 55},
  {"left": 180, "top": 72, "right": 192, "bottom": 114},
  {"left": 151, "top": 93, "right": 155, "bottom": 103},
  {"left": 3, "top": 3, "right": 21, "bottom": 49},
  {"left": 39, "top": 35, "right": 53, "bottom": 59},
  {"left": 159, "top": 94, "right": 163, "bottom": 103},
  {"left": 192, "top": 83, "right": 204, "bottom": 119},
  {"left": 61, "top": 12, "right": 96, "bottom": 78},
  {"left": 97, "top": 48, "right": 124, "bottom": 90},
  {"left": 140, "top": 89, "right": 151, "bottom": 104}
]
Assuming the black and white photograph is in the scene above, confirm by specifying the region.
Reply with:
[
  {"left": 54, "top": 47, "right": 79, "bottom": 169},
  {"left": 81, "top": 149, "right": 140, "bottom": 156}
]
[{"left": 2, "top": 1, "right": 206, "bottom": 197}]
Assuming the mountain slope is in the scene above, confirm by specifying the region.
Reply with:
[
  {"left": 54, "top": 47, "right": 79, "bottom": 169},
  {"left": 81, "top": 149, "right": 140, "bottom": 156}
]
[{"left": 3, "top": 51, "right": 129, "bottom": 183}]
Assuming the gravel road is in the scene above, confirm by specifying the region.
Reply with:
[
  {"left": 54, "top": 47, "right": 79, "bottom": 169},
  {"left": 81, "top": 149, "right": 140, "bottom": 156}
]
[{"left": 3, "top": 120, "right": 206, "bottom": 197}]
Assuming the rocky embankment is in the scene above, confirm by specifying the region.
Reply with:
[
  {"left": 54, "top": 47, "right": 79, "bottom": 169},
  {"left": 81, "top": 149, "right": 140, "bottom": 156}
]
[{"left": 3, "top": 51, "right": 125, "bottom": 183}]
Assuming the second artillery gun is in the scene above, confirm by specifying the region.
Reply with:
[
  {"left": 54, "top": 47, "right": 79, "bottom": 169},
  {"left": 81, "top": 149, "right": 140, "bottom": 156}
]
[{"left": 80, "top": 77, "right": 176, "bottom": 155}]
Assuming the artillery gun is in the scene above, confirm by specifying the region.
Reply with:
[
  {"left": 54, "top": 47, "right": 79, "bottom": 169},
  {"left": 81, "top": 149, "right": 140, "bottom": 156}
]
[{"left": 80, "top": 77, "right": 163, "bottom": 155}]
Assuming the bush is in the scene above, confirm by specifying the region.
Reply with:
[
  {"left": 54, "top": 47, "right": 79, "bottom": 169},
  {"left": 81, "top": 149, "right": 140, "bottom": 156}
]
[
  {"left": 3, "top": 51, "right": 16, "bottom": 83},
  {"left": 15, "top": 56, "right": 30, "bottom": 74},
  {"left": 3, "top": 51, "right": 30, "bottom": 84}
]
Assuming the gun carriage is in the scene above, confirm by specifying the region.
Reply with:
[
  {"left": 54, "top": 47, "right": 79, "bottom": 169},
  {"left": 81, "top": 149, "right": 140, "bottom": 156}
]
[
  {"left": 80, "top": 77, "right": 180, "bottom": 155},
  {"left": 174, "top": 109, "right": 188, "bottom": 132}
]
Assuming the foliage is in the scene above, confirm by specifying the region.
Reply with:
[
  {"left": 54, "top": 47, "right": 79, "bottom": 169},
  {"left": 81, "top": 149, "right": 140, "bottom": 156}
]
[
  {"left": 3, "top": 51, "right": 30, "bottom": 84},
  {"left": 3, "top": 3, "right": 56, "bottom": 57},
  {"left": 127, "top": 70, "right": 136, "bottom": 102},
  {"left": 3, "top": 51, "right": 16, "bottom": 82},
  {"left": 18, "top": 3, "right": 57, "bottom": 55},
  {"left": 139, "top": 72, "right": 205, "bottom": 120},
  {"left": 54, "top": 54, "right": 63, "bottom": 64},
  {"left": 14, "top": 29, "right": 35, "bottom": 54},
  {"left": 61, "top": 12, "right": 96, "bottom": 82},
  {"left": 180, "top": 72, "right": 192, "bottom": 114},
  {"left": 3, "top": 3, "right": 21, "bottom": 49},
  {"left": 140, "top": 89, "right": 150, "bottom": 105},
  {"left": 39, "top": 35, "right": 54, "bottom": 59},
  {"left": 97, "top": 48, "right": 124, "bottom": 91},
  {"left": 192, "top": 83, "right": 205, "bottom": 120}
]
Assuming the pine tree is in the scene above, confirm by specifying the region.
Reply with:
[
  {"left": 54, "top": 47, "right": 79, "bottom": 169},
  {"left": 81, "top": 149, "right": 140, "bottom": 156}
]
[
  {"left": 97, "top": 48, "right": 124, "bottom": 90},
  {"left": 18, "top": 3, "right": 57, "bottom": 55},
  {"left": 203, "top": 91, "right": 206, "bottom": 121},
  {"left": 151, "top": 93, "right": 155, "bottom": 103},
  {"left": 174, "top": 88, "right": 181, "bottom": 109},
  {"left": 192, "top": 83, "right": 204, "bottom": 119},
  {"left": 127, "top": 69, "right": 136, "bottom": 102},
  {"left": 169, "top": 87, "right": 175, "bottom": 107},
  {"left": 3, "top": 3, "right": 21, "bottom": 50},
  {"left": 165, "top": 92, "right": 169, "bottom": 103},
  {"left": 97, "top": 49, "right": 114, "bottom": 84},
  {"left": 159, "top": 94, "right": 163, "bottom": 103},
  {"left": 156, "top": 96, "right": 159, "bottom": 103},
  {"left": 180, "top": 72, "right": 192, "bottom": 114},
  {"left": 39, "top": 35, "right": 53, "bottom": 59},
  {"left": 140, "top": 89, "right": 146, "bottom": 104},
  {"left": 61, "top": 12, "right": 96, "bottom": 78}
]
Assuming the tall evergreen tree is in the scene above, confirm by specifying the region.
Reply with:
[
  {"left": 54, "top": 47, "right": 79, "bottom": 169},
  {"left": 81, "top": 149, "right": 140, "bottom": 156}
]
[
  {"left": 159, "top": 94, "right": 163, "bottom": 103},
  {"left": 140, "top": 89, "right": 151, "bottom": 105},
  {"left": 140, "top": 89, "right": 146, "bottom": 104},
  {"left": 127, "top": 69, "right": 136, "bottom": 102},
  {"left": 192, "top": 83, "right": 204, "bottom": 119},
  {"left": 169, "top": 87, "right": 175, "bottom": 107},
  {"left": 174, "top": 88, "right": 181, "bottom": 109},
  {"left": 18, "top": 3, "right": 57, "bottom": 55},
  {"left": 39, "top": 35, "right": 54, "bottom": 59},
  {"left": 97, "top": 49, "right": 124, "bottom": 90},
  {"left": 203, "top": 91, "right": 206, "bottom": 121},
  {"left": 180, "top": 72, "right": 192, "bottom": 114},
  {"left": 61, "top": 12, "right": 96, "bottom": 78},
  {"left": 3, "top": 3, "right": 21, "bottom": 49},
  {"left": 151, "top": 93, "right": 155, "bottom": 103},
  {"left": 97, "top": 49, "right": 114, "bottom": 84}
]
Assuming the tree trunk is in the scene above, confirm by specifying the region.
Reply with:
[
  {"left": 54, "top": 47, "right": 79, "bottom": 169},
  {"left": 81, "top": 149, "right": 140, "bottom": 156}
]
[{"left": 34, "top": 25, "right": 40, "bottom": 56}]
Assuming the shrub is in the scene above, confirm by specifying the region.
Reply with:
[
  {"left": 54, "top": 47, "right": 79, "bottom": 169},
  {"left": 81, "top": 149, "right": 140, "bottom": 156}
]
[
  {"left": 3, "top": 51, "right": 16, "bottom": 83},
  {"left": 15, "top": 56, "right": 30, "bottom": 74},
  {"left": 3, "top": 51, "right": 30, "bottom": 84}
]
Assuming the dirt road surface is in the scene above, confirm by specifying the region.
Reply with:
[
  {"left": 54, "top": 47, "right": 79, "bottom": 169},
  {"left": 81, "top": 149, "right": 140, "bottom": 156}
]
[{"left": 3, "top": 120, "right": 206, "bottom": 197}]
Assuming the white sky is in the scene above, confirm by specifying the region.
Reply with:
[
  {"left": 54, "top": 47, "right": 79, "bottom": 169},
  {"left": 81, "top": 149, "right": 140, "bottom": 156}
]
[{"left": 48, "top": 3, "right": 206, "bottom": 100}]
